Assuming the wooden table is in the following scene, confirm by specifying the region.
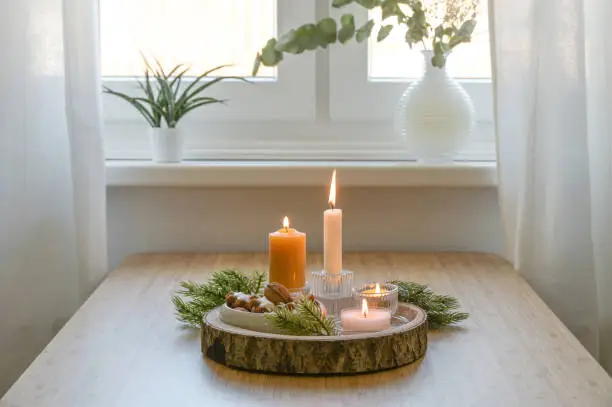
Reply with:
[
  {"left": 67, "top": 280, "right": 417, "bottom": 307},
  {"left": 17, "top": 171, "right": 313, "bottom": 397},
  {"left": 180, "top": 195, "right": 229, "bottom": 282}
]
[{"left": 2, "top": 253, "right": 611, "bottom": 407}]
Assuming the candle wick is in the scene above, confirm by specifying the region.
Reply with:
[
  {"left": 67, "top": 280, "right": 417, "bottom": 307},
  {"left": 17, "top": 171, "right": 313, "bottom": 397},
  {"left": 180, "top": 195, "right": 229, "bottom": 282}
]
[{"left": 330, "top": 202, "right": 335, "bottom": 210}]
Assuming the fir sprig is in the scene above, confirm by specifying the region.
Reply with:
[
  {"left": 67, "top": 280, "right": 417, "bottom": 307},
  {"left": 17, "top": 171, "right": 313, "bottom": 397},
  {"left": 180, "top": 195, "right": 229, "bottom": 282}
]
[
  {"left": 172, "top": 269, "right": 266, "bottom": 328},
  {"left": 265, "top": 299, "right": 338, "bottom": 336},
  {"left": 391, "top": 280, "right": 469, "bottom": 328}
]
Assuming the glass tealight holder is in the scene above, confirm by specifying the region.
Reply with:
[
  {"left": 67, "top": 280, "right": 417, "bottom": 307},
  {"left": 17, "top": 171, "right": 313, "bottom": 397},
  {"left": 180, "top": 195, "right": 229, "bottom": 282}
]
[
  {"left": 311, "top": 270, "right": 354, "bottom": 318},
  {"left": 353, "top": 282, "right": 399, "bottom": 315}
]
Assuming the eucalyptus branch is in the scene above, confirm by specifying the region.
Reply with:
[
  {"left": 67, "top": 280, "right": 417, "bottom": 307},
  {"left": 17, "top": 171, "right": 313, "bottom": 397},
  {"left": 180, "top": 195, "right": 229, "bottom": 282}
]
[{"left": 252, "top": 0, "right": 479, "bottom": 74}]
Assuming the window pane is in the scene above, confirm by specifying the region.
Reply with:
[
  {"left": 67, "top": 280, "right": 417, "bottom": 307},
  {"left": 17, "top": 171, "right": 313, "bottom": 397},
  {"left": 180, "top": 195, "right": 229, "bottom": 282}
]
[
  {"left": 100, "top": 0, "right": 276, "bottom": 77},
  {"left": 368, "top": 2, "right": 491, "bottom": 79}
]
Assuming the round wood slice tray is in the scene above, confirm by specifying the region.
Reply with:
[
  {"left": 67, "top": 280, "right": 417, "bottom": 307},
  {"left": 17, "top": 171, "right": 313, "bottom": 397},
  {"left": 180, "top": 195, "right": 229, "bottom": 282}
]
[{"left": 201, "top": 302, "right": 428, "bottom": 375}]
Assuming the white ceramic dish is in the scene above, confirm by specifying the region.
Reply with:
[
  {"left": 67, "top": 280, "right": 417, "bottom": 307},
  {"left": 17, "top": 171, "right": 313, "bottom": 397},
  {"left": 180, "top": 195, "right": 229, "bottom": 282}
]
[{"left": 218, "top": 304, "right": 279, "bottom": 333}]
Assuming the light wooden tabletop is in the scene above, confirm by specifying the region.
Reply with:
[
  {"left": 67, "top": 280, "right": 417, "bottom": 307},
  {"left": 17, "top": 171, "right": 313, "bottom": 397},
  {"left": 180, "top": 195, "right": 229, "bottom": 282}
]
[{"left": 2, "top": 253, "right": 611, "bottom": 407}]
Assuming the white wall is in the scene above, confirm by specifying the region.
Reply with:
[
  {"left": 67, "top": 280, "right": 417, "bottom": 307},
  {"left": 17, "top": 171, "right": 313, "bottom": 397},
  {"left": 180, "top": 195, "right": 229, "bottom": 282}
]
[{"left": 108, "top": 186, "right": 505, "bottom": 270}]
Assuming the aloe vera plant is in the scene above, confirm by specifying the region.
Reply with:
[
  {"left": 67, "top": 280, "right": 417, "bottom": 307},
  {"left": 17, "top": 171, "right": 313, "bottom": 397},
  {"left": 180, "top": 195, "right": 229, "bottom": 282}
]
[{"left": 104, "top": 57, "right": 247, "bottom": 128}]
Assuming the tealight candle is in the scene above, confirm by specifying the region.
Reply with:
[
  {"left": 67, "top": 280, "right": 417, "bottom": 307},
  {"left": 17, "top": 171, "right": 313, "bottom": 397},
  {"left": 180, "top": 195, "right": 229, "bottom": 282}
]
[
  {"left": 341, "top": 299, "right": 391, "bottom": 332},
  {"left": 353, "top": 282, "right": 399, "bottom": 314},
  {"left": 269, "top": 216, "right": 306, "bottom": 291}
]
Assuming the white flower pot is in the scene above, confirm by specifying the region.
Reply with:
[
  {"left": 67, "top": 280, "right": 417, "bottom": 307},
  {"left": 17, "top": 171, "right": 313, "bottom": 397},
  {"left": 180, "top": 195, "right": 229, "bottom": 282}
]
[
  {"left": 395, "top": 50, "right": 475, "bottom": 162},
  {"left": 149, "top": 127, "right": 184, "bottom": 163}
]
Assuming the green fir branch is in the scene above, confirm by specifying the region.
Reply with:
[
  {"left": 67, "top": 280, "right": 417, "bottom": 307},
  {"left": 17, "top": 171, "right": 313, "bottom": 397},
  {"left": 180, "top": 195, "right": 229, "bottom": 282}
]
[
  {"left": 172, "top": 269, "right": 266, "bottom": 328},
  {"left": 391, "top": 280, "right": 469, "bottom": 328},
  {"left": 265, "top": 299, "right": 338, "bottom": 336}
]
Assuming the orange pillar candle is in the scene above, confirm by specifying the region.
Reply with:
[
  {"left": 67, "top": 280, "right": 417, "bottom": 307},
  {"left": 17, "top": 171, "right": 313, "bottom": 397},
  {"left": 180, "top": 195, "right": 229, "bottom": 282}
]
[{"left": 269, "top": 216, "right": 306, "bottom": 291}]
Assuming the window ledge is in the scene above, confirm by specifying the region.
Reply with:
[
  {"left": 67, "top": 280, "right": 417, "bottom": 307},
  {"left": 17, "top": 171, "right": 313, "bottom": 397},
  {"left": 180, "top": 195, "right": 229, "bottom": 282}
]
[{"left": 106, "top": 160, "right": 497, "bottom": 187}]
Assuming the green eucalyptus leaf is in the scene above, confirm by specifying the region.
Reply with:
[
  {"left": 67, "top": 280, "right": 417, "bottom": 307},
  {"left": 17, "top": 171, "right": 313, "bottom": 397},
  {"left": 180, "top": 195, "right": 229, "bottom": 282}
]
[
  {"left": 432, "top": 52, "right": 446, "bottom": 68},
  {"left": 381, "top": 0, "right": 404, "bottom": 21},
  {"left": 449, "top": 34, "right": 470, "bottom": 48},
  {"left": 296, "top": 24, "right": 319, "bottom": 51},
  {"left": 434, "top": 25, "right": 444, "bottom": 38},
  {"left": 316, "top": 17, "right": 338, "bottom": 45},
  {"left": 338, "top": 14, "right": 356, "bottom": 44},
  {"left": 355, "top": 0, "right": 377, "bottom": 9},
  {"left": 260, "top": 39, "right": 283, "bottom": 66},
  {"left": 377, "top": 24, "right": 393, "bottom": 42},
  {"left": 457, "top": 19, "right": 477, "bottom": 36},
  {"left": 405, "top": 27, "right": 425, "bottom": 46},
  {"left": 276, "top": 29, "right": 299, "bottom": 53},
  {"left": 355, "top": 19, "right": 375, "bottom": 43},
  {"left": 332, "top": 0, "right": 354, "bottom": 7}
]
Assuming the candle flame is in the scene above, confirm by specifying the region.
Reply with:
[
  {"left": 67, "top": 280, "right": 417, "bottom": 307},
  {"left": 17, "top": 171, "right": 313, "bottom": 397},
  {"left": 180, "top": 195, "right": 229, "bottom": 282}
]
[
  {"left": 328, "top": 169, "right": 337, "bottom": 208},
  {"left": 375, "top": 283, "right": 381, "bottom": 294},
  {"left": 282, "top": 216, "right": 290, "bottom": 229},
  {"left": 362, "top": 298, "right": 368, "bottom": 318}
]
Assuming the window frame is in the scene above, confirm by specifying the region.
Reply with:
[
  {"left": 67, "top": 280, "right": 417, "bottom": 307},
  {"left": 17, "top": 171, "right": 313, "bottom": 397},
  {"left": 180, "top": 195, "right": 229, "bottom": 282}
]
[
  {"left": 101, "top": 0, "right": 315, "bottom": 124},
  {"left": 102, "top": 0, "right": 496, "bottom": 162}
]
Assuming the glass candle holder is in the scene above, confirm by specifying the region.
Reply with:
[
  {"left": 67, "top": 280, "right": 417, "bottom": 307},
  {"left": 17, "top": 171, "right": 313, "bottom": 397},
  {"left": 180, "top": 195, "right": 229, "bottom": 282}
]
[
  {"left": 353, "top": 282, "right": 399, "bottom": 315},
  {"left": 311, "top": 269, "right": 354, "bottom": 318}
]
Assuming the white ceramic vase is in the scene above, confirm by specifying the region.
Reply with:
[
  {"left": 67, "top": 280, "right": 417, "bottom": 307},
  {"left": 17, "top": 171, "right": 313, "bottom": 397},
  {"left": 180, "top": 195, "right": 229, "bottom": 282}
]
[
  {"left": 395, "top": 50, "right": 475, "bottom": 162},
  {"left": 149, "top": 127, "right": 184, "bottom": 163}
]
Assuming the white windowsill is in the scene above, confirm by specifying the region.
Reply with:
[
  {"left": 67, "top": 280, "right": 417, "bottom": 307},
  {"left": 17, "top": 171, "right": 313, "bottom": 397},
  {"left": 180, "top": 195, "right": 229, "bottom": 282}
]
[{"left": 106, "top": 160, "right": 497, "bottom": 187}]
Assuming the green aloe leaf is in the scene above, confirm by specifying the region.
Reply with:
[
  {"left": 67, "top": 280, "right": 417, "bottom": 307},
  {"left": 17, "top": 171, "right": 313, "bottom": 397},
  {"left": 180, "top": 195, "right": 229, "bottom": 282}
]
[
  {"left": 104, "top": 57, "right": 238, "bottom": 127},
  {"left": 103, "top": 87, "right": 156, "bottom": 127},
  {"left": 166, "top": 63, "right": 187, "bottom": 79},
  {"left": 176, "top": 66, "right": 238, "bottom": 106},
  {"left": 179, "top": 99, "right": 227, "bottom": 117},
  {"left": 132, "top": 96, "right": 167, "bottom": 120}
]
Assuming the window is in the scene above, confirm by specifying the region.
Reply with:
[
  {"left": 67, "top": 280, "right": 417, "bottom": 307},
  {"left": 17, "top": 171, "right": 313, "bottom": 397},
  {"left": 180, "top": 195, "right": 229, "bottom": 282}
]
[
  {"left": 368, "top": 1, "right": 491, "bottom": 79},
  {"left": 100, "top": 0, "right": 277, "bottom": 78},
  {"left": 327, "top": 2, "right": 494, "bottom": 160},
  {"left": 100, "top": 1, "right": 315, "bottom": 130},
  {"left": 102, "top": 0, "right": 494, "bottom": 161}
]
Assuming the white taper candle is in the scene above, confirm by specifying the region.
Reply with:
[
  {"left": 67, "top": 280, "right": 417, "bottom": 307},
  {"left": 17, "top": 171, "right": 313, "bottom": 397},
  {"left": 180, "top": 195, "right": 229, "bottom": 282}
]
[{"left": 324, "top": 170, "right": 342, "bottom": 274}]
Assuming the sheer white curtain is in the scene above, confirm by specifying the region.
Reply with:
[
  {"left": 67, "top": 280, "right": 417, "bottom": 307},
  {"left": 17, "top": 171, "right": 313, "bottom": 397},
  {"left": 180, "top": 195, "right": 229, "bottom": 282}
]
[
  {"left": 491, "top": 0, "right": 612, "bottom": 371},
  {"left": 0, "top": 0, "right": 107, "bottom": 395}
]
